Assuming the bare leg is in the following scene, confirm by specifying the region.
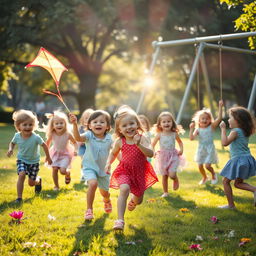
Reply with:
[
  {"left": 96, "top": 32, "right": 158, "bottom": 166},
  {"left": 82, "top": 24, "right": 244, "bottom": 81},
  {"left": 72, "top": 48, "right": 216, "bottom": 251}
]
[
  {"left": 198, "top": 164, "right": 207, "bottom": 179},
  {"left": 234, "top": 178, "right": 256, "bottom": 192},
  {"left": 52, "top": 167, "right": 59, "bottom": 189},
  {"left": 117, "top": 184, "right": 130, "bottom": 220},
  {"left": 87, "top": 179, "right": 98, "bottom": 210},
  {"left": 99, "top": 188, "right": 111, "bottom": 202},
  {"left": 205, "top": 163, "right": 216, "bottom": 179},
  {"left": 162, "top": 175, "right": 168, "bottom": 194},
  {"left": 131, "top": 194, "right": 143, "bottom": 206},
  {"left": 169, "top": 171, "right": 179, "bottom": 190},
  {"left": 222, "top": 177, "right": 235, "bottom": 208},
  {"left": 17, "top": 171, "right": 26, "bottom": 199}
]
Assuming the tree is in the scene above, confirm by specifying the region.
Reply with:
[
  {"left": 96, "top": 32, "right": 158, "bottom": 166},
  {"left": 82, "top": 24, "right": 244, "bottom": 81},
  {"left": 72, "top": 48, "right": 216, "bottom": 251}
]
[{"left": 219, "top": 0, "right": 256, "bottom": 48}]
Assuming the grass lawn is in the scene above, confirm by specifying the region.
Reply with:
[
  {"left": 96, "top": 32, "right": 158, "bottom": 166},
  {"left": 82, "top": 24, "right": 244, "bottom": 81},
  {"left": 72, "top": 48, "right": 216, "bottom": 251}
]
[{"left": 0, "top": 124, "right": 256, "bottom": 256}]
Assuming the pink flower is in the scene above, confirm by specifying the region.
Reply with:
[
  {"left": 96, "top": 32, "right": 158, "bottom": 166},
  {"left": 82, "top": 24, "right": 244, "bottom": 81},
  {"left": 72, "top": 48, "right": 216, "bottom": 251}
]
[
  {"left": 210, "top": 216, "right": 219, "bottom": 224},
  {"left": 189, "top": 244, "right": 203, "bottom": 250},
  {"left": 9, "top": 211, "right": 24, "bottom": 220}
]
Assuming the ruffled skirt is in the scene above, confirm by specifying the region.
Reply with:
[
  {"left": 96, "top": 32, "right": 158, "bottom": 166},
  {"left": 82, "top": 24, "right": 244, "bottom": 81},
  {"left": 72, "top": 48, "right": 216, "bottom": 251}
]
[
  {"left": 155, "top": 149, "right": 186, "bottom": 175},
  {"left": 220, "top": 154, "right": 256, "bottom": 180}
]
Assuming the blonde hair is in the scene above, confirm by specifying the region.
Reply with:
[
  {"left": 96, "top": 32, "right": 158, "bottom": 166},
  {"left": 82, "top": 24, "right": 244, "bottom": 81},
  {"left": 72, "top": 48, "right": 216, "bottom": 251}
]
[
  {"left": 192, "top": 108, "right": 214, "bottom": 128},
  {"left": 138, "top": 114, "right": 151, "bottom": 132},
  {"left": 155, "top": 111, "right": 181, "bottom": 134},
  {"left": 78, "top": 108, "right": 94, "bottom": 129},
  {"left": 113, "top": 105, "right": 143, "bottom": 138},
  {"left": 12, "top": 109, "right": 38, "bottom": 131},
  {"left": 45, "top": 111, "right": 70, "bottom": 139}
]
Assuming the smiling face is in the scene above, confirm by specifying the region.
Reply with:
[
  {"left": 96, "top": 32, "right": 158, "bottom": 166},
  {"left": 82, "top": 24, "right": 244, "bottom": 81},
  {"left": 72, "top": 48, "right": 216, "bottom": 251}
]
[
  {"left": 159, "top": 115, "right": 173, "bottom": 132},
  {"left": 53, "top": 117, "right": 66, "bottom": 134},
  {"left": 118, "top": 115, "right": 139, "bottom": 139},
  {"left": 88, "top": 114, "right": 108, "bottom": 138},
  {"left": 198, "top": 113, "right": 211, "bottom": 128},
  {"left": 19, "top": 119, "right": 35, "bottom": 137}
]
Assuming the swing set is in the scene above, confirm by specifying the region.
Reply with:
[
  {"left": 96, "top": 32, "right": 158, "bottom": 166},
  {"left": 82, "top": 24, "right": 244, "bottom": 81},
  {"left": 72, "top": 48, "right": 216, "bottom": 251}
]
[{"left": 136, "top": 32, "right": 256, "bottom": 124}]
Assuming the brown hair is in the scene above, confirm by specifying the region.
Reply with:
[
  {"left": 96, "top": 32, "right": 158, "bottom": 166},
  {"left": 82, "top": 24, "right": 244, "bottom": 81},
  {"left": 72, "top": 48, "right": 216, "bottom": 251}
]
[
  {"left": 78, "top": 108, "right": 94, "bottom": 128},
  {"left": 114, "top": 105, "right": 143, "bottom": 138},
  {"left": 155, "top": 111, "right": 178, "bottom": 133},
  {"left": 229, "top": 106, "right": 255, "bottom": 137},
  {"left": 138, "top": 114, "right": 151, "bottom": 132},
  {"left": 87, "top": 110, "right": 111, "bottom": 134},
  {"left": 12, "top": 109, "right": 38, "bottom": 131}
]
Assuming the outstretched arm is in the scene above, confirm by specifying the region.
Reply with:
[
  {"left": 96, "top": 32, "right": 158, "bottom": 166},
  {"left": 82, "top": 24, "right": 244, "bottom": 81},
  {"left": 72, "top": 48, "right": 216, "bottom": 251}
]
[
  {"left": 7, "top": 142, "right": 15, "bottom": 157},
  {"left": 212, "top": 100, "right": 224, "bottom": 129},
  {"left": 105, "top": 139, "right": 121, "bottom": 174},
  {"left": 151, "top": 133, "right": 160, "bottom": 150},
  {"left": 219, "top": 121, "right": 237, "bottom": 146},
  {"left": 189, "top": 122, "right": 198, "bottom": 140},
  {"left": 69, "top": 113, "right": 86, "bottom": 142},
  {"left": 176, "top": 133, "right": 183, "bottom": 155},
  {"left": 41, "top": 142, "right": 52, "bottom": 165}
]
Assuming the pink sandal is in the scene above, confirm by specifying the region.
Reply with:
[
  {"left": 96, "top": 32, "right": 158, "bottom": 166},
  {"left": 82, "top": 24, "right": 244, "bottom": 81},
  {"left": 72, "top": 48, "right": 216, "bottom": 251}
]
[
  {"left": 103, "top": 200, "right": 112, "bottom": 214},
  {"left": 85, "top": 209, "right": 94, "bottom": 220},
  {"left": 127, "top": 200, "right": 136, "bottom": 211},
  {"left": 113, "top": 219, "right": 125, "bottom": 230}
]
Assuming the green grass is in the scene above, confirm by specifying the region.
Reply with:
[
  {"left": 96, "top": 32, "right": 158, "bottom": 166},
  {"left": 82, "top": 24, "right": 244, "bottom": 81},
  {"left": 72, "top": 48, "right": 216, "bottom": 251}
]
[{"left": 0, "top": 125, "right": 256, "bottom": 256}]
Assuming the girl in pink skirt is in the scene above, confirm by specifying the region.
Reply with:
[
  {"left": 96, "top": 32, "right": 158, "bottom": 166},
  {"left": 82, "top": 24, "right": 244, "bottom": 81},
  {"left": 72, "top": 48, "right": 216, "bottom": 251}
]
[
  {"left": 45, "top": 111, "right": 77, "bottom": 190},
  {"left": 152, "top": 111, "right": 185, "bottom": 197}
]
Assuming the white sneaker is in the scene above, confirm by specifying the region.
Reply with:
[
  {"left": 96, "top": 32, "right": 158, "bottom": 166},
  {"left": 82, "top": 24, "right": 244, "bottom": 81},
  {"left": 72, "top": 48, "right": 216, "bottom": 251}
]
[
  {"left": 161, "top": 193, "right": 169, "bottom": 198},
  {"left": 211, "top": 174, "right": 218, "bottom": 185},
  {"left": 218, "top": 205, "right": 236, "bottom": 209},
  {"left": 199, "top": 178, "right": 208, "bottom": 185}
]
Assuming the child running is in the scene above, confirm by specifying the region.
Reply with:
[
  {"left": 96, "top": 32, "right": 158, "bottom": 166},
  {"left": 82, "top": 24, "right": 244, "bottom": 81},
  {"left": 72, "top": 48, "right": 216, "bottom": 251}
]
[
  {"left": 105, "top": 106, "right": 158, "bottom": 230},
  {"left": 219, "top": 106, "right": 256, "bottom": 209},
  {"left": 45, "top": 111, "right": 77, "bottom": 191},
  {"left": 69, "top": 110, "right": 113, "bottom": 220},
  {"left": 152, "top": 111, "right": 185, "bottom": 197},
  {"left": 78, "top": 108, "right": 94, "bottom": 182},
  {"left": 7, "top": 110, "right": 52, "bottom": 203},
  {"left": 189, "top": 100, "right": 224, "bottom": 185}
]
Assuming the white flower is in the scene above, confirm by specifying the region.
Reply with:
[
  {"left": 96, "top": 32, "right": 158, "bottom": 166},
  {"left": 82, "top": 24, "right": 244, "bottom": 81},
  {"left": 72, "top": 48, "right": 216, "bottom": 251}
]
[
  {"left": 23, "top": 242, "right": 37, "bottom": 248},
  {"left": 195, "top": 235, "right": 203, "bottom": 241},
  {"left": 48, "top": 214, "right": 56, "bottom": 221},
  {"left": 226, "top": 230, "right": 235, "bottom": 238}
]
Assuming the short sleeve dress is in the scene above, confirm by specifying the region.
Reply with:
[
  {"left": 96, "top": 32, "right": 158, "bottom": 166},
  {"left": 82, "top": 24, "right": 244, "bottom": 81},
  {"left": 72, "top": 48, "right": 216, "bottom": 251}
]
[
  {"left": 49, "top": 132, "right": 75, "bottom": 168},
  {"left": 110, "top": 138, "right": 158, "bottom": 197},
  {"left": 195, "top": 126, "right": 218, "bottom": 164},
  {"left": 220, "top": 128, "right": 256, "bottom": 180},
  {"left": 154, "top": 133, "right": 186, "bottom": 175}
]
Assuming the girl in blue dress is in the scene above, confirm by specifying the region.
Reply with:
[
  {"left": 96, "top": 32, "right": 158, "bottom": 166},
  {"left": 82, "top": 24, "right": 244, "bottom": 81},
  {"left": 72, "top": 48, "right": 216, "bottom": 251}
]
[{"left": 219, "top": 106, "right": 256, "bottom": 209}]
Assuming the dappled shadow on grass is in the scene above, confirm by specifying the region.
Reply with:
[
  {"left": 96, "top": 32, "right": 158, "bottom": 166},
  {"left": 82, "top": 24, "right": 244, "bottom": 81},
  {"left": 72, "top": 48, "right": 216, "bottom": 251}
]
[
  {"left": 68, "top": 214, "right": 109, "bottom": 256},
  {"left": 39, "top": 188, "right": 72, "bottom": 200},
  {"left": 0, "top": 168, "right": 16, "bottom": 178},
  {"left": 114, "top": 225, "right": 153, "bottom": 256},
  {"left": 73, "top": 182, "right": 87, "bottom": 192},
  {"left": 205, "top": 183, "right": 225, "bottom": 197},
  {"left": 0, "top": 197, "right": 34, "bottom": 213},
  {"left": 163, "top": 194, "right": 196, "bottom": 209}
]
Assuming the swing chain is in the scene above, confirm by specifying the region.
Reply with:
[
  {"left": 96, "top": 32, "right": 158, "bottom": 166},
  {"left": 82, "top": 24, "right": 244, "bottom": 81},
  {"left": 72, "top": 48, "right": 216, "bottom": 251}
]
[
  {"left": 218, "top": 38, "right": 223, "bottom": 100},
  {"left": 194, "top": 43, "right": 200, "bottom": 109}
]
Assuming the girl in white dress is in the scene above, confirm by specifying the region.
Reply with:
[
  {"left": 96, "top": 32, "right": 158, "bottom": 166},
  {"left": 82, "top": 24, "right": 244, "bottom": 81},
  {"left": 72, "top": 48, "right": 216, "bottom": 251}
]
[{"left": 189, "top": 100, "right": 223, "bottom": 185}]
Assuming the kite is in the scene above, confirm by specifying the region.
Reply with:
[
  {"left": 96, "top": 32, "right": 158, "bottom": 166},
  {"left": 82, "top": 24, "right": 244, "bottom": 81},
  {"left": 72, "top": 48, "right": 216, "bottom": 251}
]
[{"left": 25, "top": 47, "right": 70, "bottom": 112}]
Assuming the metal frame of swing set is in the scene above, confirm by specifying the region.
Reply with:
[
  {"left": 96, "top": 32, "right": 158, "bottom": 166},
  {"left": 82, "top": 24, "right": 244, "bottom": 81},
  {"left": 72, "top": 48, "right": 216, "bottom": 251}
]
[{"left": 136, "top": 31, "right": 256, "bottom": 124}]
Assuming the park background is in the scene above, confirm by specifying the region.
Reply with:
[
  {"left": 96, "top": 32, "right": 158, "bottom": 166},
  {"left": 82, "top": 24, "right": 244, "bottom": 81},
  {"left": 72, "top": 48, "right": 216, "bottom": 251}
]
[{"left": 0, "top": 0, "right": 256, "bottom": 255}]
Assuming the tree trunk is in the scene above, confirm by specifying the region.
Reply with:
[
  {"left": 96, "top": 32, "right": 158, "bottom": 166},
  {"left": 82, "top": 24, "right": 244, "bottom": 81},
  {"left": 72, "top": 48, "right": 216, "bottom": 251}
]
[{"left": 77, "top": 72, "right": 99, "bottom": 113}]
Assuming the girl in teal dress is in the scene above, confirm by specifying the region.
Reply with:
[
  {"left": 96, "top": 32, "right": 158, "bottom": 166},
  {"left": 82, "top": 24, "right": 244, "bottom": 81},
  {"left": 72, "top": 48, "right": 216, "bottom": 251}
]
[{"left": 219, "top": 106, "right": 256, "bottom": 209}]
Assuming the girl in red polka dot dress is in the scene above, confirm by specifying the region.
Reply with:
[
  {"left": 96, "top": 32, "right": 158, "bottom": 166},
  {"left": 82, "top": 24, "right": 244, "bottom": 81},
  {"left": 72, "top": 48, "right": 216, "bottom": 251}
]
[{"left": 105, "top": 106, "right": 158, "bottom": 230}]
